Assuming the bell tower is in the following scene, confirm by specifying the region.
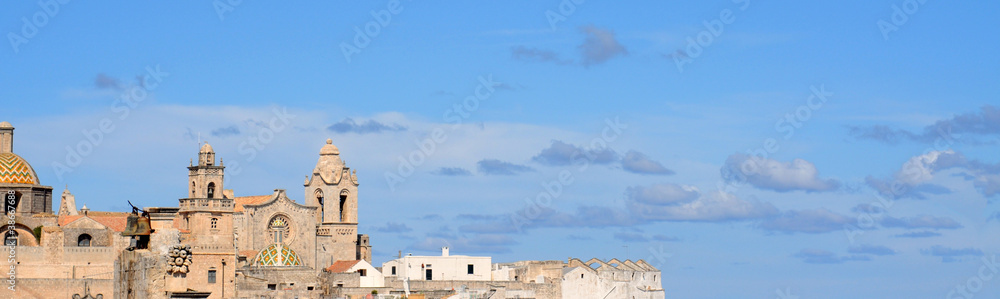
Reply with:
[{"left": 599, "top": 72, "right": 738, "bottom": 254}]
[
  {"left": 189, "top": 143, "right": 223, "bottom": 199},
  {"left": 176, "top": 143, "right": 235, "bottom": 299},
  {"left": 304, "top": 139, "right": 358, "bottom": 224},
  {"left": 305, "top": 139, "right": 368, "bottom": 264}
]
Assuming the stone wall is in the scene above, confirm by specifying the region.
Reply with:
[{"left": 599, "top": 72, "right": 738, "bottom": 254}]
[
  {"left": 379, "top": 279, "right": 560, "bottom": 299},
  {"left": 61, "top": 227, "right": 113, "bottom": 247},
  {"left": 115, "top": 250, "right": 166, "bottom": 299},
  {"left": 237, "top": 267, "right": 322, "bottom": 299},
  {"left": 4, "top": 278, "right": 113, "bottom": 299}
]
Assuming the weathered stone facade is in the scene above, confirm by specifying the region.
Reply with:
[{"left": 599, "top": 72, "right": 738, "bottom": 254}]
[
  {"left": 1, "top": 121, "right": 666, "bottom": 299},
  {"left": 1, "top": 121, "right": 372, "bottom": 298}
]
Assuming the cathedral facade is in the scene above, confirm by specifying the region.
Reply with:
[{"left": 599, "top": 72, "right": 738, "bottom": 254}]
[{"left": 0, "top": 121, "right": 371, "bottom": 299}]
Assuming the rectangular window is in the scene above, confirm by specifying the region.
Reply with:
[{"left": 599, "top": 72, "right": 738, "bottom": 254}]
[
  {"left": 208, "top": 270, "right": 217, "bottom": 283},
  {"left": 425, "top": 269, "right": 433, "bottom": 281},
  {"left": 267, "top": 284, "right": 276, "bottom": 290},
  {"left": 391, "top": 266, "right": 396, "bottom": 275},
  {"left": 358, "top": 269, "right": 367, "bottom": 277},
  {"left": 467, "top": 264, "right": 474, "bottom": 274}
]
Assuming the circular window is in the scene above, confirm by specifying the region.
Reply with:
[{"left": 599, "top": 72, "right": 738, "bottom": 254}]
[{"left": 268, "top": 215, "right": 293, "bottom": 244}]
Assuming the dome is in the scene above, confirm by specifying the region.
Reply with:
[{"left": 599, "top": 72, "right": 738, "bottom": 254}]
[
  {"left": 200, "top": 143, "right": 214, "bottom": 153},
  {"left": 252, "top": 243, "right": 302, "bottom": 267},
  {"left": 0, "top": 121, "right": 11, "bottom": 129},
  {"left": 320, "top": 139, "right": 340, "bottom": 155},
  {"left": 0, "top": 152, "right": 39, "bottom": 184}
]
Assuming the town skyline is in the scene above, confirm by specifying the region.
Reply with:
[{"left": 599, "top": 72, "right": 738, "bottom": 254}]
[{"left": 2, "top": 1, "right": 999, "bottom": 298}]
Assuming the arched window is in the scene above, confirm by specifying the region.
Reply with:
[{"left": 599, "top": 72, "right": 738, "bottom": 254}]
[
  {"left": 339, "top": 190, "right": 349, "bottom": 222},
  {"left": 191, "top": 181, "right": 196, "bottom": 197},
  {"left": 207, "top": 182, "right": 216, "bottom": 198},
  {"left": 3, "top": 230, "right": 17, "bottom": 246},
  {"left": 315, "top": 189, "right": 324, "bottom": 222},
  {"left": 211, "top": 218, "right": 218, "bottom": 229},
  {"left": 77, "top": 234, "right": 92, "bottom": 247}
]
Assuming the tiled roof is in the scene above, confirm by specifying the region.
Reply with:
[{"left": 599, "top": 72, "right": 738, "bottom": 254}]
[
  {"left": 325, "top": 260, "right": 362, "bottom": 273},
  {"left": 0, "top": 152, "right": 39, "bottom": 184},
  {"left": 239, "top": 250, "right": 257, "bottom": 257},
  {"left": 57, "top": 214, "right": 129, "bottom": 232},
  {"left": 233, "top": 195, "right": 271, "bottom": 212}
]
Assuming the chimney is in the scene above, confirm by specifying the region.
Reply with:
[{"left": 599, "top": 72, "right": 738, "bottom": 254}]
[
  {"left": 442, "top": 247, "right": 449, "bottom": 257},
  {"left": 0, "top": 121, "right": 13, "bottom": 154}
]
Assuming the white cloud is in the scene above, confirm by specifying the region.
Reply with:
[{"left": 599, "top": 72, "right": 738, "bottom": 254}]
[{"left": 723, "top": 154, "right": 839, "bottom": 192}]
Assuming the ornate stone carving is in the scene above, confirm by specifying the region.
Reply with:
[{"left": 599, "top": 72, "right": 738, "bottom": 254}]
[{"left": 166, "top": 244, "right": 193, "bottom": 274}]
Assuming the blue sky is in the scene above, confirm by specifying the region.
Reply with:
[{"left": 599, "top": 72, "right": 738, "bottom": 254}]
[{"left": 3, "top": 1, "right": 1000, "bottom": 298}]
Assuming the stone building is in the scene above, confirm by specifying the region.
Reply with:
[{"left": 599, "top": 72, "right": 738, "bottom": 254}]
[
  {"left": 1, "top": 121, "right": 128, "bottom": 299},
  {"left": 1, "top": 120, "right": 666, "bottom": 299},
  {"left": 0, "top": 121, "right": 374, "bottom": 298},
  {"left": 561, "top": 258, "right": 665, "bottom": 299}
]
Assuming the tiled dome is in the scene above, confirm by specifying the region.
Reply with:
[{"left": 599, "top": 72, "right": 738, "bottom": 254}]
[
  {"left": 252, "top": 243, "right": 302, "bottom": 267},
  {"left": 0, "top": 153, "right": 38, "bottom": 184}
]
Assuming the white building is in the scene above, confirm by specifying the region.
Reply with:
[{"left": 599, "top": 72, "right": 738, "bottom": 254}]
[
  {"left": 561, "top": 258, "right": 665, "bottom": 299},
  {"left": 325, "top": 259, "right": 385, "bottom": 287},
  {"left": 381, "top": 247, "right": 491, "bottom": 281}
]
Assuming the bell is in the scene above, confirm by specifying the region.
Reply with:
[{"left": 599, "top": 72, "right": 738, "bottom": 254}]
[
  {"left": 122, "top": 214, "right": 139, "bottom": 236},
  {"left": 122, "top": 214, "right": 152, "bottom": 236}
]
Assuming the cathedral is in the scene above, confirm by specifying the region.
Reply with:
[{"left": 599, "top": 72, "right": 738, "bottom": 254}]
[{"left": 1, "top": 121, "right": 372, "bottom": 299}]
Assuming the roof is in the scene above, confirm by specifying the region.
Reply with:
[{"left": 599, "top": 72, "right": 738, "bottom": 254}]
[
  {"left": 252, "top": 243, "right": 302, "bottom": 266},
  {"left": 320, "top": 139, "right": 340, "bottom": 155},
  {"left": 239, "top": 250, "right": 258, "bottom": 257},
  {"left": 325, "top": 260, "right": 362, "bottom": 273},
  {"left": 58, "top": 214, "right": 129, "bottom": 232},
  {"left": 0, "top": 152, "right": 39, "bottom": 184},
  {"left": 566, "top": 257, "right": 660, "bottom": 273},
  {"left": 200, "top": 143, "right": 214, "bottom": 153},
  {"left": 233, "top": 195, "right": 271, "bottom": 212}
]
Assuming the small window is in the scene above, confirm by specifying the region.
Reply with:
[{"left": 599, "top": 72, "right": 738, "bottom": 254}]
[
  {"left": 307, "top": 286, "right": 314, "bottom": 291},
  {"left": 211, "top": 218, "right": 218, "bottom": 229},
  {"left": 391, "top": 266, "right": 396, "bottom": 275},
  {"left": 77, "top": 234, "right": 92, "bottom": 247},
  {"left": 208, "top": 269, "right": 217, "bottom": 283},
  {"left": 267, "top": 284, "right": 276, "bottom": 290},
  {"left": 358, "top": 269, "right": 367, "bottom": 277},
  {"left": 467, "top": 264, "right": 474, "bottom": 274},
  {"left": 581, "top": 274, "right": 584, "bottom": 279}
]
